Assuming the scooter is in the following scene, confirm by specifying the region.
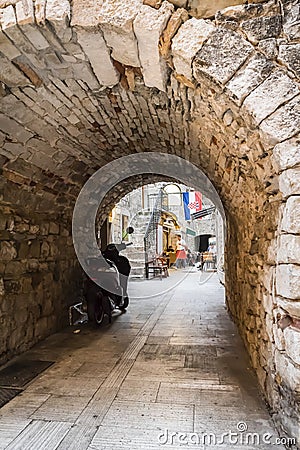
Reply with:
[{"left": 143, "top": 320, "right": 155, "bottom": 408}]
[{"left": 85, "top": 228, "right": 133, "bottom": 326}]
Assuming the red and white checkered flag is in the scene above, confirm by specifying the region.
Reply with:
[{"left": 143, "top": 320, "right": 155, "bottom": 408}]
[{"left": 188, "top": 201, "right": 200, "bottom": 210}]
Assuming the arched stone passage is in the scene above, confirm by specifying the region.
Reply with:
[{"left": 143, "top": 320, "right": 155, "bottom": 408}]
[
  {"left": 0, "top": 0, "right": 299, "bottom": 442},
  {"left": 72, "top": 153, "right": 225, "bottom": 293}
]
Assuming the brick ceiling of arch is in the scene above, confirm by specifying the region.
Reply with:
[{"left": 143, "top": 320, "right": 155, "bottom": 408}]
[{"left": 0, "top": 0, "right": 299, "bottom": 220}]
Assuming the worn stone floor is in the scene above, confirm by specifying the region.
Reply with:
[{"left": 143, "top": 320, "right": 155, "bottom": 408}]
[{"left": 0, "top": 270, "right": 286, "bottom": 449}]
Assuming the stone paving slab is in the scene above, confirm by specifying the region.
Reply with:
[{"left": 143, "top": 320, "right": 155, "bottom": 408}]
[
  {"left": 25, "top": 375, "right": 104, "bottom": 397},
  {"left": 157, "top": 384, "right": 244, "bottom": 407},
  {"left": 142, "top": 343, "right": 218, "bottom": 357},
  {"left": 72, "top": 361, "right": 118, "bottom": 378},
  {"left": 116, "top": 379, "right": 160, "bottom": 403},
  {"left": 39, "top": 359, "right": 84, "bottom": 377},
  {"left": 30, "top": 395, "right": 91, "bottom": 422},
  {"left": 0, "top": 418, "right": 32, "bottom": 450},
  {"left": 101, "top": 400, "right": 194, "bottom": 432},
  {"left": 89, "top": 426, "right": 205, "bottom": 450},
  {"left": 168, "top": 336, "right": 236, "bottom": 345},
  {"left": 0, "top": 392, "right": 50, "bottom": 418},
  {"left": 126, "top": 361, "right": 220, "bottom": 382},
  {"left": 5, "top": 420, "right": 72, "bottom": 450}
]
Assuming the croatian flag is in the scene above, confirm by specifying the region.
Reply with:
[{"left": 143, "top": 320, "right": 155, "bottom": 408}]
[{"left": 183, "top": 191, "right": 202, "bottom": 220}]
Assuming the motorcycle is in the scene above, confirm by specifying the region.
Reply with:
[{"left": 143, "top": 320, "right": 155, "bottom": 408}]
[{"left": 85, "top": 228, "right": 133, "bottom": 326}]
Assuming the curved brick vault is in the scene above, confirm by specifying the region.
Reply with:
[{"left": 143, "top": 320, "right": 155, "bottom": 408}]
[{"left": 0, "top": 0, "right": 299, "bottom": 442}]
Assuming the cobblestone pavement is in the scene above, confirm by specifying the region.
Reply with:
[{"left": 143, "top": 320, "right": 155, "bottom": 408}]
[{"left": 0, "top": 271, "right": 286, "bottom": 449}]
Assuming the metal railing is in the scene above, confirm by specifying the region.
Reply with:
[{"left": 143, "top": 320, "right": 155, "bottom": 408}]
[{"left": 144, "top": 188, "right": 168, "bottom": 257}]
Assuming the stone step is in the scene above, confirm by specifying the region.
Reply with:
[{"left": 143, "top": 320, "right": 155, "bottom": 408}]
[
  {"left": 130, "top": 262, "right": 145, "bottom": 268},
  {"left": 127, "top": 256, "right": 145, "bottom": 261},
  {"left": 128, "top": 262, "right": 145, "bottom": 267},
  {"left": 126, "top": 249, "right": 144, "bottom": 255},
  {"left": 126, "top": 250, "right": 145, "bottom": 256},
  {"left": 126, "top": 256, "right": 145, "bottom": 261},
  {"left": 130, "top": 267, "right": 145, "bottom": 278}
]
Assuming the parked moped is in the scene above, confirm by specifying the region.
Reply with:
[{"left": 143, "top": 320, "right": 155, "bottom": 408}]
[{"left": 85, "top": 229, "right": 133, "bottom": 325}]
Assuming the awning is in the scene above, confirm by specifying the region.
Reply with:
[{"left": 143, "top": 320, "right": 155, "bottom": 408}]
[{"left": 191, "top": 206, "right": 216, "bottom": 219}]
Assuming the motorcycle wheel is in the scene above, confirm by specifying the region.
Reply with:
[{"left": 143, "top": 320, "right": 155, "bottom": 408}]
[
  {"left": 87, "top": 292, "right": 105, "bottom": 326},
  {"left": 120, "top": 296, "right": 129, "bottom": 311}
]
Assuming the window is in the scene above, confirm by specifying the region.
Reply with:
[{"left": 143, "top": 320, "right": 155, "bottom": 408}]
[{"left": 164, "top": 184, "right": 181, "bottom": 206}]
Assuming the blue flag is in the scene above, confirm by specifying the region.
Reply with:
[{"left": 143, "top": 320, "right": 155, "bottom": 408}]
[{"left": 183, "top": 192, "right": 191, "bottom": 220}]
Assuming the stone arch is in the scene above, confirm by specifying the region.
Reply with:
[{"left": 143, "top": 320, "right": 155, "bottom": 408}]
[{"left": 0, "top": 0, "right": 299, "bottom": 442}]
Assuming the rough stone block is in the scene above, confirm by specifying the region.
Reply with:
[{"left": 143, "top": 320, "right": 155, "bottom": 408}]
[
  {"left": 189, "top": 0, "right": 250, "bottom": 19},
  {"left": 272, "top": 137, "right": 300, "bottom": 172},
  {"left": 143, "top": 0, "right": 163, "bottom": 8},
  {"left": 0, "top": 55, "right": 29, "bottom": 87},
  {"left": 273, "top": 324, "right": 285, "bottom": 351},
  {"left": 28, "top": 152, "right": 57, "bottom": 172},
  {"left": 134, "top": 2, "right": 173, "bottom": 91},
  {"left": 282, "top": 0, "right": 300, "bottom": 40},
  {"left": 27, "top": 138, "right": 57, "bottom": 156},
  {"left": 0, "top": 4, "right": 16, "bottom": 29},
  {"left": 279, "top": 167, "right": 300, "bottom": 198},
  {"left": 159, "top": 8, "right": 188, "bottom": 59},
  {"left": 262, "top": 265, "right": 274, "bottom": 293},
  {"left": 226, "top": 53, "right": 274, "bottom": 105},
  {"left": 277, "top": 235, "right": 300, "bottom": 265},
  {"left": 13, "top": 59, "right": 43, "bottom": 87},
  {"left": 34, "top": 0, "right": 46, "bottom": 24},
  {"left": 29, "top": 240, "right": 40, "bottom": 258},
  {"left": 243, "top": 71, "right": 299, "bottom": 125},
  {"left": 193, "top": 28, "right": 252, "bottom": 85},
  {"left": 275, "top": 349, "right": 300, "bottom": 392},
  {"left": 276, "top": 264, "right": 300, "bottom": 300},
  {"left": 0, "top": 277, "right": 4, "bottom": 296},
  {"left": 240, "top": 15, "right": 282, "bottom": 44},
  {"left": 278, "top": 43, "right": 300, "bottom": 79},
  {"left": 0, "top": 114, "right": 33, "bottom": 142},
  {"left": 34, "top": 316, "right": 48, "bottom": 338},
  {"left": 281, "top": 196, "right": 300, "bottom": 234},
  {"left": 0, "top": 29, "right": 21, "bottom": 59},
  {"left": 75, "top": 29, "right": 119, "bottom": 87},
  {"left": 262, "top": 293, "right": 274, "bottom": 316},
  {"left": 71, "top": 0, "right": 105, "bottom": 27},
  {"left": 49, "top": 222, "right": 59, "bottom": 234},
  {"left": 45, "top": 0, "right": 71, "bottom": 43},
  {"left": 99, "top": 0, "right": 143, "bottom": 67},
  {"left": 284, "top": 327, "right": 300, "bottom": 366},
  {"left": 2, "top": 142, "right": 24, "bottom": 159},
  {"left": 169, "top": 0, "right": 187, "bottom": 6},
  {"left": 5, "top": 260, "right": 26, "bottom": 276},
  {"left": 266, "top": 238, "right": 277, "bottom": 265},
  {"left": 72, "top": 62, "right": 100, "bottom": 91},
  {"left": 260, "top": 96, "right": 300, "bottom": 145},
  {"left": 257, "top": 38, "right": 278, "bottom": 59},
  {"left": 172, "top": 18, "right": 215, "bottom": 81},
  {"left": 0, "top": 241, "right": 17, "bottom": 261},
  {"left": 277, "top": 297, "right": 300, "bottom": 320},
  {"left": 0, "top": 94, "right": 30, "bottom": 121},
  {"left": 19, "top": 23, "right": 49, "bottom": 51}
]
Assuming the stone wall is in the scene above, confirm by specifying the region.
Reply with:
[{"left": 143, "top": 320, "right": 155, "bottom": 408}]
[
  {"left": 0, "top": 0, "right": 299, "bottom": 444},
  {"left": 0, "top": 176, "right": 81, "bottom": 364}
]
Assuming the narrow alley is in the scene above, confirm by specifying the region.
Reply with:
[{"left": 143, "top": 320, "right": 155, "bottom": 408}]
[{"left": 0, "top": 271, "right": 287, "bottom": 449}]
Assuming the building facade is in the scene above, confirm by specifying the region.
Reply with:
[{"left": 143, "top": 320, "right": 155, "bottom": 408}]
[{"left": 108, "top": 182, "right": 223, "bottom": 277}]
